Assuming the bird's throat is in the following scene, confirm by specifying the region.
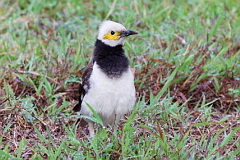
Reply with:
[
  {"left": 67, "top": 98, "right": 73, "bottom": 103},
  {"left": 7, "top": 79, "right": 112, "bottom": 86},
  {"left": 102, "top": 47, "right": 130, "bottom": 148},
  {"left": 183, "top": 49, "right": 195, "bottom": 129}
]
[{"left": 93, "top": 39, "right": 130, "bottom": 78}]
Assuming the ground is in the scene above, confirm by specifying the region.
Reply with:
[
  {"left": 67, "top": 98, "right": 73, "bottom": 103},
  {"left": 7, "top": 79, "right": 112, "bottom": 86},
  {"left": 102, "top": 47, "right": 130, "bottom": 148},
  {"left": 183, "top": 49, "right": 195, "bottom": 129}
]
[{"left": 0, "top": 0, "right": 239, "bottom": 159}]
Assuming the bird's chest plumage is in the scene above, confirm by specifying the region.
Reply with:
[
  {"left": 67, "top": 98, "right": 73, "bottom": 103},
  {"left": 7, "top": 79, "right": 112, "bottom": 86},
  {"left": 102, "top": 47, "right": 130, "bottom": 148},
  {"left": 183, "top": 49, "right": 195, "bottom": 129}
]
[{"left": 81, "top": 63, "right": 136, "bottom": 124}]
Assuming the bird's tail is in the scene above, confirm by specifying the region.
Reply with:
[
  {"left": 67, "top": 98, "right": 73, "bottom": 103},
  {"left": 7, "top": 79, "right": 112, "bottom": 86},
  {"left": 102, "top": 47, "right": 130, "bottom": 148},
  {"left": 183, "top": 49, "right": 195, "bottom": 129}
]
[{"left": 73, "top": 103, "right": 81, "bottom": 112}]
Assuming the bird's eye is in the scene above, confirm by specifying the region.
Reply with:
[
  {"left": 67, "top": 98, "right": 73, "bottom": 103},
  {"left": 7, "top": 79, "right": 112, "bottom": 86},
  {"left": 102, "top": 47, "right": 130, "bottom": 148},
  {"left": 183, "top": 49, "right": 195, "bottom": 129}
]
[{"left": 111, "top": 31, "right": 115, "bottom": 35}]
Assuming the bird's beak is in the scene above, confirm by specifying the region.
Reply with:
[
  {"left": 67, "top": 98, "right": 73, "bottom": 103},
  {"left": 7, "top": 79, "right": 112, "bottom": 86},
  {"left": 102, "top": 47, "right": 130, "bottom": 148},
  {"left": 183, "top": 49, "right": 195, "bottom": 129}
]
[{"left": 120, "top": 30, "right": 138, "bottom": 37}]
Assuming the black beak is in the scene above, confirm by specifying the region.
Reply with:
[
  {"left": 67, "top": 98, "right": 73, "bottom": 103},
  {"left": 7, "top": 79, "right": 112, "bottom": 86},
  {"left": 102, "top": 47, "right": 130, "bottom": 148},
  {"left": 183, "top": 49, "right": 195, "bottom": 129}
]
[{"left": 120, "top": 30, "right": 138, "bottom": 37}]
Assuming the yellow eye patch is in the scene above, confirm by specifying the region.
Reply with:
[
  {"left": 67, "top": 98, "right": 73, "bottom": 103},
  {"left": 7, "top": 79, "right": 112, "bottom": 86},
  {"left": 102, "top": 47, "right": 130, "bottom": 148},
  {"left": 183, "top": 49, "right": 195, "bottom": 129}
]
[{"left": 103, "top": 31, "right": 120, "bottom": 40}]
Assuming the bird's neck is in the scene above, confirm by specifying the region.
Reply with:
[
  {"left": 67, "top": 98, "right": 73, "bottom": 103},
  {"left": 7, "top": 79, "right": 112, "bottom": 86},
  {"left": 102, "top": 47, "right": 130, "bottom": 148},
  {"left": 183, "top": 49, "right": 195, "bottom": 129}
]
[
  {"left": 94, "top": 39, "right": 124, "bottom": 56},
  {"left": 93, "top": 39, "right": 129, "bottom": 78}
]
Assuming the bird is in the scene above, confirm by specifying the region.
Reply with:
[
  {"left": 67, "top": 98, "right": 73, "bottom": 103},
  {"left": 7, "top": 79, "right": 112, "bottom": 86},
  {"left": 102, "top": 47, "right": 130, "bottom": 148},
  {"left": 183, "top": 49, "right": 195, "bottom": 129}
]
[{"left": 73, "top": 20, "right": 138, "bottom": 137}]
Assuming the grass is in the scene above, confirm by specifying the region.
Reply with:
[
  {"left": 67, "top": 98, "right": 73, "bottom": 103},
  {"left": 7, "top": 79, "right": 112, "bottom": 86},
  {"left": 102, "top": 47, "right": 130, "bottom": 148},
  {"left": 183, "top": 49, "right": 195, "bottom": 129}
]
[{"left": 0, "top": 0, "right": 239, "bottom": 159}]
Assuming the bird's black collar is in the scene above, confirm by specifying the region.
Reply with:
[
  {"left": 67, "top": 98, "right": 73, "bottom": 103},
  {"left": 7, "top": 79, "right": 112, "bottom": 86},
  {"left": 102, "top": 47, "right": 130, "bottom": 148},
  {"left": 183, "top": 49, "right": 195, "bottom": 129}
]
[
  {"left": 93, "top": 39, "right": 129, "bottom": 78},
  {"left": 94, "top": 39, "right": 123, "bottom": 55}
]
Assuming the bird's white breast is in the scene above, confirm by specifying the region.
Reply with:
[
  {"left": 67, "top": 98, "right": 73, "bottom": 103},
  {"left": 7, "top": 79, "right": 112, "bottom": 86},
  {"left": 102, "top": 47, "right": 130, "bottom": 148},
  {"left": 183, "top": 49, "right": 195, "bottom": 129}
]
[{"left": 80, "top": 63, "right": 136, "bottom": 125}]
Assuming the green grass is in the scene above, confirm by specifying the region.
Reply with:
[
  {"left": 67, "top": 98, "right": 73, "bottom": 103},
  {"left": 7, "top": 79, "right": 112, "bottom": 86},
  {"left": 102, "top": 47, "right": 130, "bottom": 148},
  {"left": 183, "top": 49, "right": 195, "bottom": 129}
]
[{"left": 0, "top": 0, "right": 239, "bottom": 159}]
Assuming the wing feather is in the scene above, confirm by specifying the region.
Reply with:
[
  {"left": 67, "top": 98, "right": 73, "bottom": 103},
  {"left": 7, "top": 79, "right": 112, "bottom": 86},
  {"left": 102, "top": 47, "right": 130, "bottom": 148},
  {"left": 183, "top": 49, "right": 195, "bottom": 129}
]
[{"left": 73, "top": 61, "right": 93, "bottom": 112}]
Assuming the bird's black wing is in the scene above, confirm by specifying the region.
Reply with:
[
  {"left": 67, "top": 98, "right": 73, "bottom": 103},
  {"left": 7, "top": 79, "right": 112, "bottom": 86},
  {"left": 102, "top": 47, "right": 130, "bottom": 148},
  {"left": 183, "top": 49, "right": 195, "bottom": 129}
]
[{"left": 73, "top": 61, "right": 94, "bottom": 112}]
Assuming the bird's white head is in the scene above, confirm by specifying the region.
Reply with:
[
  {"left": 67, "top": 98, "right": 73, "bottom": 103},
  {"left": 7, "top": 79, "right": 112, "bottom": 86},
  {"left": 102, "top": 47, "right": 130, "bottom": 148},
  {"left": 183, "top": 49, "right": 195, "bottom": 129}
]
[{"left": 97, "top": 20, "right": 138, "bottom": 47}]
